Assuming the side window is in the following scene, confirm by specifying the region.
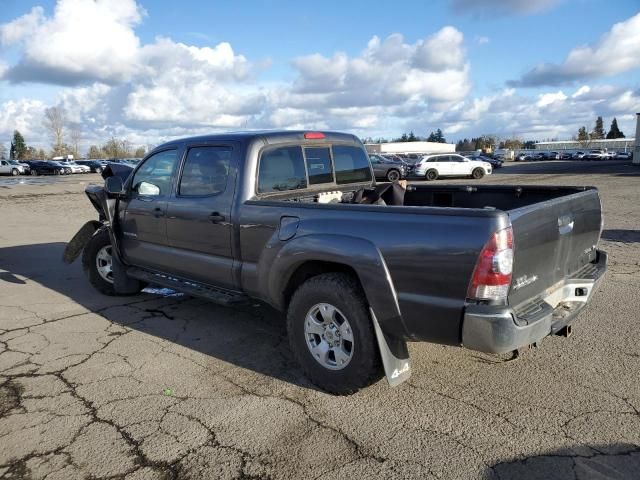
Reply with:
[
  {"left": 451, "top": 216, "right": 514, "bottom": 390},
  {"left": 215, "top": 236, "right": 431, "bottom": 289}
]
[
  {"left": 258, "top": 146, "right": 307, "bottom": 193},
  {"left": 304, "top": 147, "right": 333, "bottom": 184},
  {"left": 1, "top": 161, "right": 7, "bottom": 165},
  {"left": 131, "top": 149, "right": 178, "bottom": 197},
  {"left": 179, "top": 146, "right": 232, "bottom": 196},
  {"left": 333, "top": 145, "right": 372, "bottom": 184}
]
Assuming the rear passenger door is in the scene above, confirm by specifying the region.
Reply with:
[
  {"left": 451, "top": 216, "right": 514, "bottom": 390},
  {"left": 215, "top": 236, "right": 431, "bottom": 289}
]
[{"left": 164, "top": 144, "right": 237, "bottom": 289}]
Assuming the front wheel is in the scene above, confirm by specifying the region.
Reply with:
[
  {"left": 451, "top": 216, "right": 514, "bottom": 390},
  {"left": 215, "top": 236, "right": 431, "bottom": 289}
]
[
  {"left": 472, "top": 168, "right": 485, "bottom": 179},
  {"left": 95, "top": 167, "right": 103, "bottom": 174},
  {"left": 30, "top": 169, "right": 38, "bottom": 176},
  {"left": 11, "top": 168, "right": 19, "bottom": 176},
  {"left": 82, "top": 229, "right": 144, "bottom": 296},
  {"left": 287, "top": 273, "right": 383, "bottom": 394}
]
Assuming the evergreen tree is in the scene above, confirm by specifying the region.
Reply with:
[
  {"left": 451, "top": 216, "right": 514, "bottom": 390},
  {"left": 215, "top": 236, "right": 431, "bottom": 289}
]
[
  {"left": 11, "top": 130, "right": 26, "bottom": 160},
  {"left": 606, "top": 117, "right": 625, "bottom": 139},
  {"left": 399, "top": 133, "right": 409, "bottom": 142},
  {"left": 577, "top": 126, "right": 589, "bottom": 141},
  {"left": 591, "top": 116, "right": 605, "bottom": 139},
  {"left": 407, "top": 131, "right": 417, "bottom": 142}
]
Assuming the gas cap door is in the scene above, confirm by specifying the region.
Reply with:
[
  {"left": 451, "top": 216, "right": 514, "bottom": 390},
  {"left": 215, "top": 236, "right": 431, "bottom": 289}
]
[{"left": 279, "top": 216, "right": 299, "bottom": 241}]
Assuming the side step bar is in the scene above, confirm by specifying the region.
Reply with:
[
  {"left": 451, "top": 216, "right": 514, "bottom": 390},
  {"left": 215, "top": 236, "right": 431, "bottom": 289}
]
[{"left": 127, "top": 267, "right": 248, "bottom": 306}]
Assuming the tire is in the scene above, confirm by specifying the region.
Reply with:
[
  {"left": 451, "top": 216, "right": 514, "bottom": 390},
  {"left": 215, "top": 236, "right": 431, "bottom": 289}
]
[
  {"left": 30, "top": 169, "right": 38, "bottom": 176},
  {"left": 55, "top": 169, "right": 61, "bottom": 175},
  {"left": 425, "top": 169, "right": 438, "bottom": 181},
  {"left": 386, "top": 169, "right": 400, "bottom": 182},
  {"left": 287, "top": 273, "right": 383, "bottom": 395},
  {"left": 472, "top": 168, "right": 485, "bottom": 179},
  {"left": 11, "top": 168, "right": 19, "bottom": 176},
  {"left": 82, "top": 229, "right": 144, "bottom": 296},
  {"left": 95, "top": 167, "right": 102, "bottom": 174}
]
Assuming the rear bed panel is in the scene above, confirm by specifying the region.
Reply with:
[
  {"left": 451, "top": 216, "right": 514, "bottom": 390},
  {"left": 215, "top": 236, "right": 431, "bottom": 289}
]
[{"left": 507, "top": 188, "right": 602, "bottom": 308}]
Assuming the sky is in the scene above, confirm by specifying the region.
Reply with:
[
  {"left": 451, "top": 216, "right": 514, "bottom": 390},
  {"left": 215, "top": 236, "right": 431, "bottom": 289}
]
[{"left": 0, "top": 0, "right": 639, "bottom": 154}]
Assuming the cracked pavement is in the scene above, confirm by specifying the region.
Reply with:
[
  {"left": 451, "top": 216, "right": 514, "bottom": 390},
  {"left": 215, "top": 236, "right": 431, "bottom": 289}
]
[{"left": 1, "top": 161, "right": 639, "bottom": 479}]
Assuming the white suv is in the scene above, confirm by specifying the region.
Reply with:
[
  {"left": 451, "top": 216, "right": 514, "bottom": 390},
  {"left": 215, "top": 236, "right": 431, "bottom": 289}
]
[{"left": 413, "top": 154, "right": 492, "bottom": 181}]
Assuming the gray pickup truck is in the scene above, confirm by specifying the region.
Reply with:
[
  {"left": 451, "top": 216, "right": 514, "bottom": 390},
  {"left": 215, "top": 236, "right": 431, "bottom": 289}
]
[{"left": 64, "top": 131, "right": 606, "bottom": 394}]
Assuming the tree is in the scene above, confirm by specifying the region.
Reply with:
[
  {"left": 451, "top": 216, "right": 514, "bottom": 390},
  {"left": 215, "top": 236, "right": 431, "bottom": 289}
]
[
  {"left": 134, "top": 147, "right": 146, "bottom": 158},
  {"left": 522, "top": 140, "right": 537, "bottom": 150},
  {"left": 427, "top": 129, "right": 446, "bottom": 143},
  {"left": 11, "top": 130, "right": 26, "bottom": 160},
  {"left": 577, "top": 126, "right": 589, "bottom": 141},
  {"left": 502, "top": 138, "right": 522, "bottom": 150},
  {"left": 43, "top": 106, "right": 67, "bottom": 153},
  {"left": 87, "top": 145, "right": 103, "bottom": 159},
  {"left": 37, "top": 148, "right": 47, "bottom": 160},
  {"left": 0, "top": 143, "right": 7, "bottom": 160},
  {"left": 407, "top": 131, "right": 417, "bottom": 142},
  {"left": 69, "top": 124, "right": 82, "bottom": 158},
  {"left": 399, "top": 133, "right": 409, "bottom": 142},
  {"left": 606, "top": 117, "right": 625, "bottom": 139},
  {"left": 591, "top": 116, "right": 605, "bottom": 140},
  {"left": 25, "top": 146, "right": 37, "bottom": 159}
]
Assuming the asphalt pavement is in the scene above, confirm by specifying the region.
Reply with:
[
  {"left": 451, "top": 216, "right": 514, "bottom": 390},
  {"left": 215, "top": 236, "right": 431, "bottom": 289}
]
[{"left": 1, "top": 160, "right": 639, "bottom": 479}]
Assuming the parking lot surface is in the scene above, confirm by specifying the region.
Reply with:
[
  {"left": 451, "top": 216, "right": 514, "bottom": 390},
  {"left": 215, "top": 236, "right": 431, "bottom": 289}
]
[{"left": 1, "top": 160, "right": 639, "bottom": 479}]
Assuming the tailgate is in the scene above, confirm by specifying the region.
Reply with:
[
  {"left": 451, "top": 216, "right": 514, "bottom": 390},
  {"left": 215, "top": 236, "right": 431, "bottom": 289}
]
[{"left": 508, "top": 188, "right": 602, "bottom": 307}]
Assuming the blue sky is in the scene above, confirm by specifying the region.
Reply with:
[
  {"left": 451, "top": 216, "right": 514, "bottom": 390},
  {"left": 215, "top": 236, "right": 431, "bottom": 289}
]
[{"left": 1, "top": 0, "right": 639, "bottom": 152}]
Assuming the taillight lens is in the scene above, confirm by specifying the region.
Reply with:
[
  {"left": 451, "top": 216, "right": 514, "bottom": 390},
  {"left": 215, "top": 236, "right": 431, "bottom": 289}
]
[{"left": 467, "top": 227, "right": 514, "bottom": 301}]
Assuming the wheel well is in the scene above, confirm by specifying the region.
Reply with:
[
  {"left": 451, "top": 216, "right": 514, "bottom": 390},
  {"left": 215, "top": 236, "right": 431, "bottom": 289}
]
[{"left": 283, "top": 261, "right": 360, "bottom": 307}]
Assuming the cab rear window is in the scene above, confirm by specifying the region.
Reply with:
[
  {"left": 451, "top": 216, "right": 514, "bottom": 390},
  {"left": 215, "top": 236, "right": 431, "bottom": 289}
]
[
  {"left": 258, "top": 146, "right": 307, "bottom": 193},
  {"left": 332, "top": 145, "right": 372, "bottom": 184}
]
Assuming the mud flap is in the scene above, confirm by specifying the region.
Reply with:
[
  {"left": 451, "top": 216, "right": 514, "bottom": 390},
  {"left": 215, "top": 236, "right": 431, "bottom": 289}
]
[
  {"left": 62, "top": 220, "right": 103, "bottom": 264},
  {"left": 370, "top": 308, "right": 411, "bottom": 387},
  {"left": 112, "top": 254, "right": 142, "bottom": 294}
]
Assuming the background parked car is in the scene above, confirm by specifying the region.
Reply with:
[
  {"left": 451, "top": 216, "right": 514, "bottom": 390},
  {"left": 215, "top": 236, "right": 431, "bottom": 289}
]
[
  {"left": 49, "top": 161, "right": 72, "bottom": 174},
  {"left": 414, "top": 154, "right": 492, "bottom": 180},
  {"left": 573, "top": 151, "right": 586, "bottom": 159},
  {"left": 584, "top": 150, "right": 606, "bottom": 160},
  {"left": 560, "top": 152, "right": 573, "bottom": 160},
  {"left": 615, "top": 152, "right": 633, "bottom": 160},
  {"left": 533, "top": 153, "right": 547, "bottom": 161},
  {"left": 476, "top": 155, "right": 503, "bottom": 169},
  {"left": 0, "top": 159, "right": 23, "bottom": 176},
  {"left": 24, "top": 161, "right": 66, "bottom": 176},
  {"left": 76, "top": 160, "right": 104, "bottom": 173},
  {"left": 368, "top": 154, "right": 407, "bottom": 181}
]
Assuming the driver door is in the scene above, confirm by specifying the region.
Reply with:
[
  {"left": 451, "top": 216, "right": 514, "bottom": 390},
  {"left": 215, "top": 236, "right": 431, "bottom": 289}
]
[{"left": 119, "top": 148, "right": 181, "bottom": 271}]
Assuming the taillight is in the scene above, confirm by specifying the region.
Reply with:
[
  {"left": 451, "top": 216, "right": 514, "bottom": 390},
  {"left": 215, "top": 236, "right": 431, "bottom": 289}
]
[{"left": 467, "top": 226, "right": 514, "bottom": 301}]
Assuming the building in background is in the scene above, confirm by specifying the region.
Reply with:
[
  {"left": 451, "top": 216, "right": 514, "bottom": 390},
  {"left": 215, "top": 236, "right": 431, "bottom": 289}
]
[
  {"left": 365, "top": 141, "right": 455, "bottom": 155},
  {"left": 536, "top": 138, "right": 635, "bottom": 152}
]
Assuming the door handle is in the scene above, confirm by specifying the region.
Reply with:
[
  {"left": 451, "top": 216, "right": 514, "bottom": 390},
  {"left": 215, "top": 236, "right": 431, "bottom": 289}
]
[
  {"left": 152, "top": 207, "right": 164, "bottom": 218},
  {"left": 209, "top": 212, "right": 225, "bottom": 223}
]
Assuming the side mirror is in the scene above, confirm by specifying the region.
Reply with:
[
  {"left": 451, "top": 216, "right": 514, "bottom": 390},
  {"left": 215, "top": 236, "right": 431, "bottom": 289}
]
[{"left": 105, "top": 176, "right": 124, "bottom": 195}]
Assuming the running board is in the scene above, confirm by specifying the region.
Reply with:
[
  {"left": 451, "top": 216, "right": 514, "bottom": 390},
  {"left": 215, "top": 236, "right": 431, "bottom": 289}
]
[{"left": 127, "top": 267, "right": 248, "bottom": 306}]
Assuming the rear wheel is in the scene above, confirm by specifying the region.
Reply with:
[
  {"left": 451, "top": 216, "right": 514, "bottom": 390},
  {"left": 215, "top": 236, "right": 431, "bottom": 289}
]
[
  {"left": 287, "top": 273, "right": 382, "bottom": 394},
  {"left": 386, "top": 169, "right": 400, "bottom": 182},
  {"left": 30, "top": 169, "right": 38, "bottom": 176},
  {"left": 425, "top": 169, "right": 438, "bottom": 181},
  {"left": 472, "top": 168, "right": 485, "bottom": 179}
]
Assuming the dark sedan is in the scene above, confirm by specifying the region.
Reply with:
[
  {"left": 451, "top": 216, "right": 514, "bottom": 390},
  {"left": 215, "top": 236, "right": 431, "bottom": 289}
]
[
  {"left": 76, "top": 160, "right": 105, "bottom": 173},
  {"left": 25, "top": 161, "right": 66, "bottom": 176}
]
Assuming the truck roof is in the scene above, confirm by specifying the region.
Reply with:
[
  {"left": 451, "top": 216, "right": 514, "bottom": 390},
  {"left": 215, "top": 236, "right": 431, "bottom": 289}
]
[{"left": 156, "top": 130, "right": 361, "bottom": 150}]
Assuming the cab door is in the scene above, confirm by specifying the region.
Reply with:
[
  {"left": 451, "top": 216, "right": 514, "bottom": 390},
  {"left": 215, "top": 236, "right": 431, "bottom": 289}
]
[
  {"left": 163, "top": 144, "right": 237, "bottom": 289},
  {"left": 119, "top": 148, "right": 181, "bottom": 271}
]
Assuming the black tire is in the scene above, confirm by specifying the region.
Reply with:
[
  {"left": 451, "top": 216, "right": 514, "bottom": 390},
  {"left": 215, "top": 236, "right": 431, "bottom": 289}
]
[
  {"left": 30, "top": 169, "right": 38, "bottom": 176},
  {"left": 55, "top": 169, "right": 62, "bottom": 175},
  {"left": 11, "top": 168, "right": 19, "bottom": 176},
  {"left": 472, "top": 168, "right": 485, "bottom": 179},
  {"left": 82, "top": 229, "right": 144, "bottom": 296},
  {"left": 95, "top": 167, "right": 102, "bottom": 174},
  {"left": 425, "top": 169, "right": 438, "bottom": 181},
  {"left": 386, "top": 169, "right": 400, "bottom": 182},
  {"left": 287, "top": 273, "right": 383, "bottom": 395}
]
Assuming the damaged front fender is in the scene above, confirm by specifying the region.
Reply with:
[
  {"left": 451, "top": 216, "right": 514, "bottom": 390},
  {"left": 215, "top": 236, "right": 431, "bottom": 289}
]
[{"left": 62, "top": 220, "right": 103, "bottom": 264}]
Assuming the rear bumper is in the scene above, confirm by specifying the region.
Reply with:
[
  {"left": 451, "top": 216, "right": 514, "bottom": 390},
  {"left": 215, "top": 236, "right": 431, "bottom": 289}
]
[{"left": 461, "top": 250, "right": 607, "bottom": 354}]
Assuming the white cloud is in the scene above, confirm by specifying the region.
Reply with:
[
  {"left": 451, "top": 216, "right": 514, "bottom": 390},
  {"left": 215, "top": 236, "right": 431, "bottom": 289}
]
[
  {"left": 0, "top": 99, "right": 47, "bottom": 144},
  {"left": 510, "top": 12, "right": 640, "bottom": 87},
  {"left": 536, "top": 90, "right": 567, "bottom": 107},
  {"left": 1, "top": 0, "right": 144, "bottom": 85}
]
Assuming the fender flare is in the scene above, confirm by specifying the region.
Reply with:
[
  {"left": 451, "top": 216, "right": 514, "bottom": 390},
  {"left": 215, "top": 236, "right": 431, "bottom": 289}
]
[{"left": 268, "top": 233, "right": 412, "bottom": 335}]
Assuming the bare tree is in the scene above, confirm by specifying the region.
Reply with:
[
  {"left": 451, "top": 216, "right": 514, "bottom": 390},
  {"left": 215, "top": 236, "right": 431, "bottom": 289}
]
[
  {"left": 69, "top": 124, "right": 82, "bottom": 159},
  {"left": 43, "top": 106, "right": 66, "bottom": 155},
  {"left": 0, "top": 143, "right": 7, "bottom": 160}
]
